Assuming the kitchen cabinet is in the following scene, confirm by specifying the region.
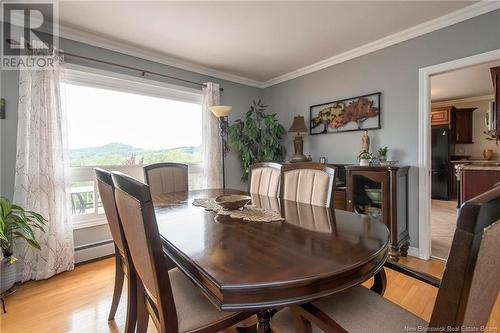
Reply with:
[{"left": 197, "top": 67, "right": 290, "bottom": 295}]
[
  {"left": 452, "top": 108, "right": 475, "bottom": 143},
  {"left": 458, "top": 166, "right": 500, "bottom": 205},
  {"left": 431, "top": 106, "right": 476, "bottom": 144},
  {"left": 345, "top": 165, "right": 410, "bottom": 261},
  {"left": 431, "top": 106, "right": 451, "bottom": 125}
]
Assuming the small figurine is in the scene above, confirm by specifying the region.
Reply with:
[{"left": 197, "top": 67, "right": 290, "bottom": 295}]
[{"left": 362, "top": 130, "right": 370, "bottom": 153}]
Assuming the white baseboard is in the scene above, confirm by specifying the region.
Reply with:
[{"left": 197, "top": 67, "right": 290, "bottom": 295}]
[
  {"left": 407, "top": 246, "right": 421, "bottom": 258},
  {"left": 74, "top": 241, "right": 114, "bottom": 264}
]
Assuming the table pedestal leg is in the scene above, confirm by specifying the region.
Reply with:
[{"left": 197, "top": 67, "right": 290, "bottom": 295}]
[{"left": 257, "top": 310, "right": 273, "bottom": 333}]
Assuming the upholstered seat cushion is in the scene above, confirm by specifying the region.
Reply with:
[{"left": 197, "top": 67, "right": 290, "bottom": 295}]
[
  {"left": 271, "top": 285, "right": 428, "bottom": 333},
  {"left": 169, "top": 268, "right": 243, "bottom": 333}
]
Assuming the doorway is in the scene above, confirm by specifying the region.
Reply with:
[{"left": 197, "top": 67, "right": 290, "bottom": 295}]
[{"left": 418, "top": 49, "right": 500, "bottom": 260}]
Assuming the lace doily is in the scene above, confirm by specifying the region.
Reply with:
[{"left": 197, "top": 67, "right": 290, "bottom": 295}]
[{"left": 192, "top": 198, "right": 283, "bottom": 223}]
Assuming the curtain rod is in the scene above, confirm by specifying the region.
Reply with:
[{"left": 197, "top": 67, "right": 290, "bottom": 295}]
[
  {"left": 61, "top": 51, "right": 224, "bottom": 92},
  {"left": 5, "top": 39, "right": 223, "bottom": 91}
]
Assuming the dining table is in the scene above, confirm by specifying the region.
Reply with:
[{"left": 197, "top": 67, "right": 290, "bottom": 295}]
[{"left": 153, "top": 188, "right": 390, "bottom": 333}]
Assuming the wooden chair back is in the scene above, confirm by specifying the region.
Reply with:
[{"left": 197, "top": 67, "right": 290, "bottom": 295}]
[
  {"left": 111, "top": 171, "right": 178, "bottom": 332},
  {"left": 429, "top": 185, "right": 500, "bottom": 330},
  {"left": 143, "top": 162, "right": 188, "bottom": 195},
  {"left": 95, "top": 168, "right": 126, "bottom": 255},
  {"left": 280, "top": 162, "right": 337, "bottom": 207},
  {"left": 248, "top": 162, "right": 282, "bottom": 197}
]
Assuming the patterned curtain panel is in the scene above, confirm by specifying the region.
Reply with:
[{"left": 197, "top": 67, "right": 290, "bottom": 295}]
[
  {"left": 13, "top": 54, "right": 74, "bottom": 281},
  {"left": 202, "top": 82, "right": 223, "bottom": 189}
]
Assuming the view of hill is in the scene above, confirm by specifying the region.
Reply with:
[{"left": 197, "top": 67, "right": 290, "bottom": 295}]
[{"left": 69, "top": 143, "right": 201, "bottom": 167}]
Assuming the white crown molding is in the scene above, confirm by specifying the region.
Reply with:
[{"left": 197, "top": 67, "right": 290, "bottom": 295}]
[
  {"left": 57, "top": 24, "right": 264, "bottom": 88},
  {"left": 261, "top": 1, "right": 500, "bottom": 88},
  {"left": 432, "top": 94, "right": 494, "bottom": 107},
  {"left": 5, "top": 1, "right": 499, "bottom": 89}
]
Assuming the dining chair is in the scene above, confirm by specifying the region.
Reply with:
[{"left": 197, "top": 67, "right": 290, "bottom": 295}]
[
  {"left": 94, "top": 168, "right": 137, "bottom": 333},
  {"left": 280, "top": 163, "right": 336, "bottom": 207},
  {"left": 272, "top": 185, "right": 500, "bottom": 332},
  {"left": 143, "top": 162, "right": 188, "bottom": 196},
  {"left": 111, "top": 171, "right": 254, "bottom": 333},
  {"left": 248, "top": 162, "right": 282, "bottom": 197}
]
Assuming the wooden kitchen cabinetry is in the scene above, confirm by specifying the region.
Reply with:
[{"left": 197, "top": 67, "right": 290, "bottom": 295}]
[
  {"left": 431, "top": 106, "right": 451, "bottom": 125},
  {"left": 345, "top": 165, "right": 410, "bottom": 261},
  {"left": 452, "top": 108, "right": 475, "bottom": 143},
  {"left": 431, "top": 106, "right": 476, "bottom": 143}
]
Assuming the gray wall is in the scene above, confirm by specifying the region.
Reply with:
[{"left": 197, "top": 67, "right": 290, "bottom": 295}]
[
  {"left": 2, "top": 9, "right": 499, "bottom": 256},
  {"left": 1, "top": 35, "right": 262, "bottom": 261},
  {"left": 263, "top": 9, "right": 500, "bottom": 248},
  {"left": 1, "top": 36, "right": 262, "bottom": 200}
]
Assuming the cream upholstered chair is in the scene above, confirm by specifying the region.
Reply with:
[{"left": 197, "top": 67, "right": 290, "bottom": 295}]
[
  {"left": 143, "top": 163, "right": 188, "bottom": 195},
  {"left": 248, "top": 162, "right": 282, "bottom": 197},
  {"left": 272, "top": 185, "right": 500, "bottom": 333},
  {"left": 280, "top": 163, "right": 336, "bottom": 207},
  {"left": 95, "top": 168, "right": 137, "bottom": 333},
  {"left": 111, "top": 172, "right": 253, "bottom": 333}
]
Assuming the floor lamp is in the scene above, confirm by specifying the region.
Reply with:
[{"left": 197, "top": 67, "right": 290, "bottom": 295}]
[{"left": 209, "top": 105, "right": 233, "bottom": 188}]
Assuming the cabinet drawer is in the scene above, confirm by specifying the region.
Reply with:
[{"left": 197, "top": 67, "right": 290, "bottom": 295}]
[{"left": 431, "top": 109, "right": 450, "bottom": 125}]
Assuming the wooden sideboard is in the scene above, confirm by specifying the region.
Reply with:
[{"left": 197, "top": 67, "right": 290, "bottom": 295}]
[{"left": 345, "top": 165, "right": 410, "bottom": 261}]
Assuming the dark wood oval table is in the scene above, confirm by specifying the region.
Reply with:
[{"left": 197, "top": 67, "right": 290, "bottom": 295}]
[{"left": 153, "top": 189, "right": 390, "bottom": 333}]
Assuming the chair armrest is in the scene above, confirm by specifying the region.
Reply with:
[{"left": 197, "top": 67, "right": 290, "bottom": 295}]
[{"left": 384, "top": 259, "right": 441, "bottom": 288}]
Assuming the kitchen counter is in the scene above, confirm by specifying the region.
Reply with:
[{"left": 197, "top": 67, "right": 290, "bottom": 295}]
[
  {"left": 457, "top": 164, "right": 500, "bottom": 205},
  {"left": 450, "top": 160, "right": 499, "bottom": 163},
  {"left": 454, "top": 162, "right": 500, "bottom": 171}
]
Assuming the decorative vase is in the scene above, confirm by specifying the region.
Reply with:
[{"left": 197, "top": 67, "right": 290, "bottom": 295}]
[
  {"left": 0, "top": 256, "right": 17, "bottom": 294},
  {"left": 359, "top": 158, "right": 371, "bottom": 166},
  {"left": 483, "top": 149, "right": 493, "bottom": 160},
  {"left": 379, "top": 155, "right": 387, "bottom": 165}
]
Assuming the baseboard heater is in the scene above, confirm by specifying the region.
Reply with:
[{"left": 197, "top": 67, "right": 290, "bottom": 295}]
[{"left": 74, "top": 239, "right": 114, "bottom": 264}]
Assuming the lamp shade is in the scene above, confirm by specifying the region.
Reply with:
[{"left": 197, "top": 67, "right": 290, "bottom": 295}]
[
  {"left": 288, "top": 116, "right": 309, "bottom": 134},
  {"left": 209, "top": 105, "right": 233, "bottom": 117}
]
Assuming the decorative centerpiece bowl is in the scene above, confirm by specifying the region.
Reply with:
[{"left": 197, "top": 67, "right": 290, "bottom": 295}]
[{"left": 215, "top": 195, "right": 251, "bottom": 210}]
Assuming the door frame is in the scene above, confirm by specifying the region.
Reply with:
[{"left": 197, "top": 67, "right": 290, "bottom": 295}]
[{"left": 418, "top": 49, "right": 500, "bottom": 259}]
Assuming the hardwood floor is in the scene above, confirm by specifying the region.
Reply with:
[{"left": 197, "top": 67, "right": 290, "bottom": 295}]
[
  {"left": 431, "top": 199, "right": 457, "bottom": 260},
  {"left": 1, "top": 256, "right": 498, "bottom": 332}
]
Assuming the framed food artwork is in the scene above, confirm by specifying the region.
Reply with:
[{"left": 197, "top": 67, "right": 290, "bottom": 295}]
[{"left": 310, "top": 92, "right": 381, "bottom": 135}]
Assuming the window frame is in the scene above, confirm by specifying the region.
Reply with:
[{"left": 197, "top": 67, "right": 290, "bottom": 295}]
[{"left": 63, "top": 64, "right": 203, "bottom": 230}]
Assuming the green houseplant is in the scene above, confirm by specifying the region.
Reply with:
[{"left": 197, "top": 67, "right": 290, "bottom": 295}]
[
  {"left": 358, "top": 151, "right": 373, "bottom": 166},
  {"left": 0, "top": 197, "right": 46, "bottom": 293},
  {"left": 378, "top": 146, "right": 388, "bottom": 163},
  {"left": 228, "top": 100, "right": 287, "bottom": 181}
]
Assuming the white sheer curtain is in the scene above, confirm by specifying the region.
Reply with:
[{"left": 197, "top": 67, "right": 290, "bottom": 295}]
[
  {"left": 202, "top": 82, "right": 223, "bottom": 189},
  {"left": 13, "top": 53, "right": 74, "bottom": 281}
]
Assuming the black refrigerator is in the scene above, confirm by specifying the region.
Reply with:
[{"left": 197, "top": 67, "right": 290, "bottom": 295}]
[{"left": 431, "top": 125, "right": 450, "bottom": 200}]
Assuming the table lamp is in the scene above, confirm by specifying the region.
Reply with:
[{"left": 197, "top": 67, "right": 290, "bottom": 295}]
[{"left": 288, "top": 115, "right": 309, "bottom": 163}]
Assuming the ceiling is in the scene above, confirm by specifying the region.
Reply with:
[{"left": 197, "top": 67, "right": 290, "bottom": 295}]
[
  {"left": 54, "top": 1, "right": 486, "bottom": 85},
  {"left": 431, "top": 60, "right": 500, "bottom": 102}
]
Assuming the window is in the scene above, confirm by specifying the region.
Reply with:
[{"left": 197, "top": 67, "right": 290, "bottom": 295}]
[{"left": 63, "top": 66, "right": 203, "bottom": 228}]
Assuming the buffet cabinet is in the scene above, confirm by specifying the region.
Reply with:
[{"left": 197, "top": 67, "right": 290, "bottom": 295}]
[{"left": 345, "top": 165, "right": 410, "bottom": 261}]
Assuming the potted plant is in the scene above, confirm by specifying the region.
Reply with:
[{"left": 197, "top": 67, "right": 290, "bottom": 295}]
[
  {"left": 378, "top": 146, "right": 388, "bottom": 164},
  {"left": 228, "top": 100, "right": 287, "bottom": 181},
  {"left": 358, "top": 151, "right": 373, "bottom": 166},
  {"left": 0, "top": 197, "right": 46, "bottom": 294}
]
